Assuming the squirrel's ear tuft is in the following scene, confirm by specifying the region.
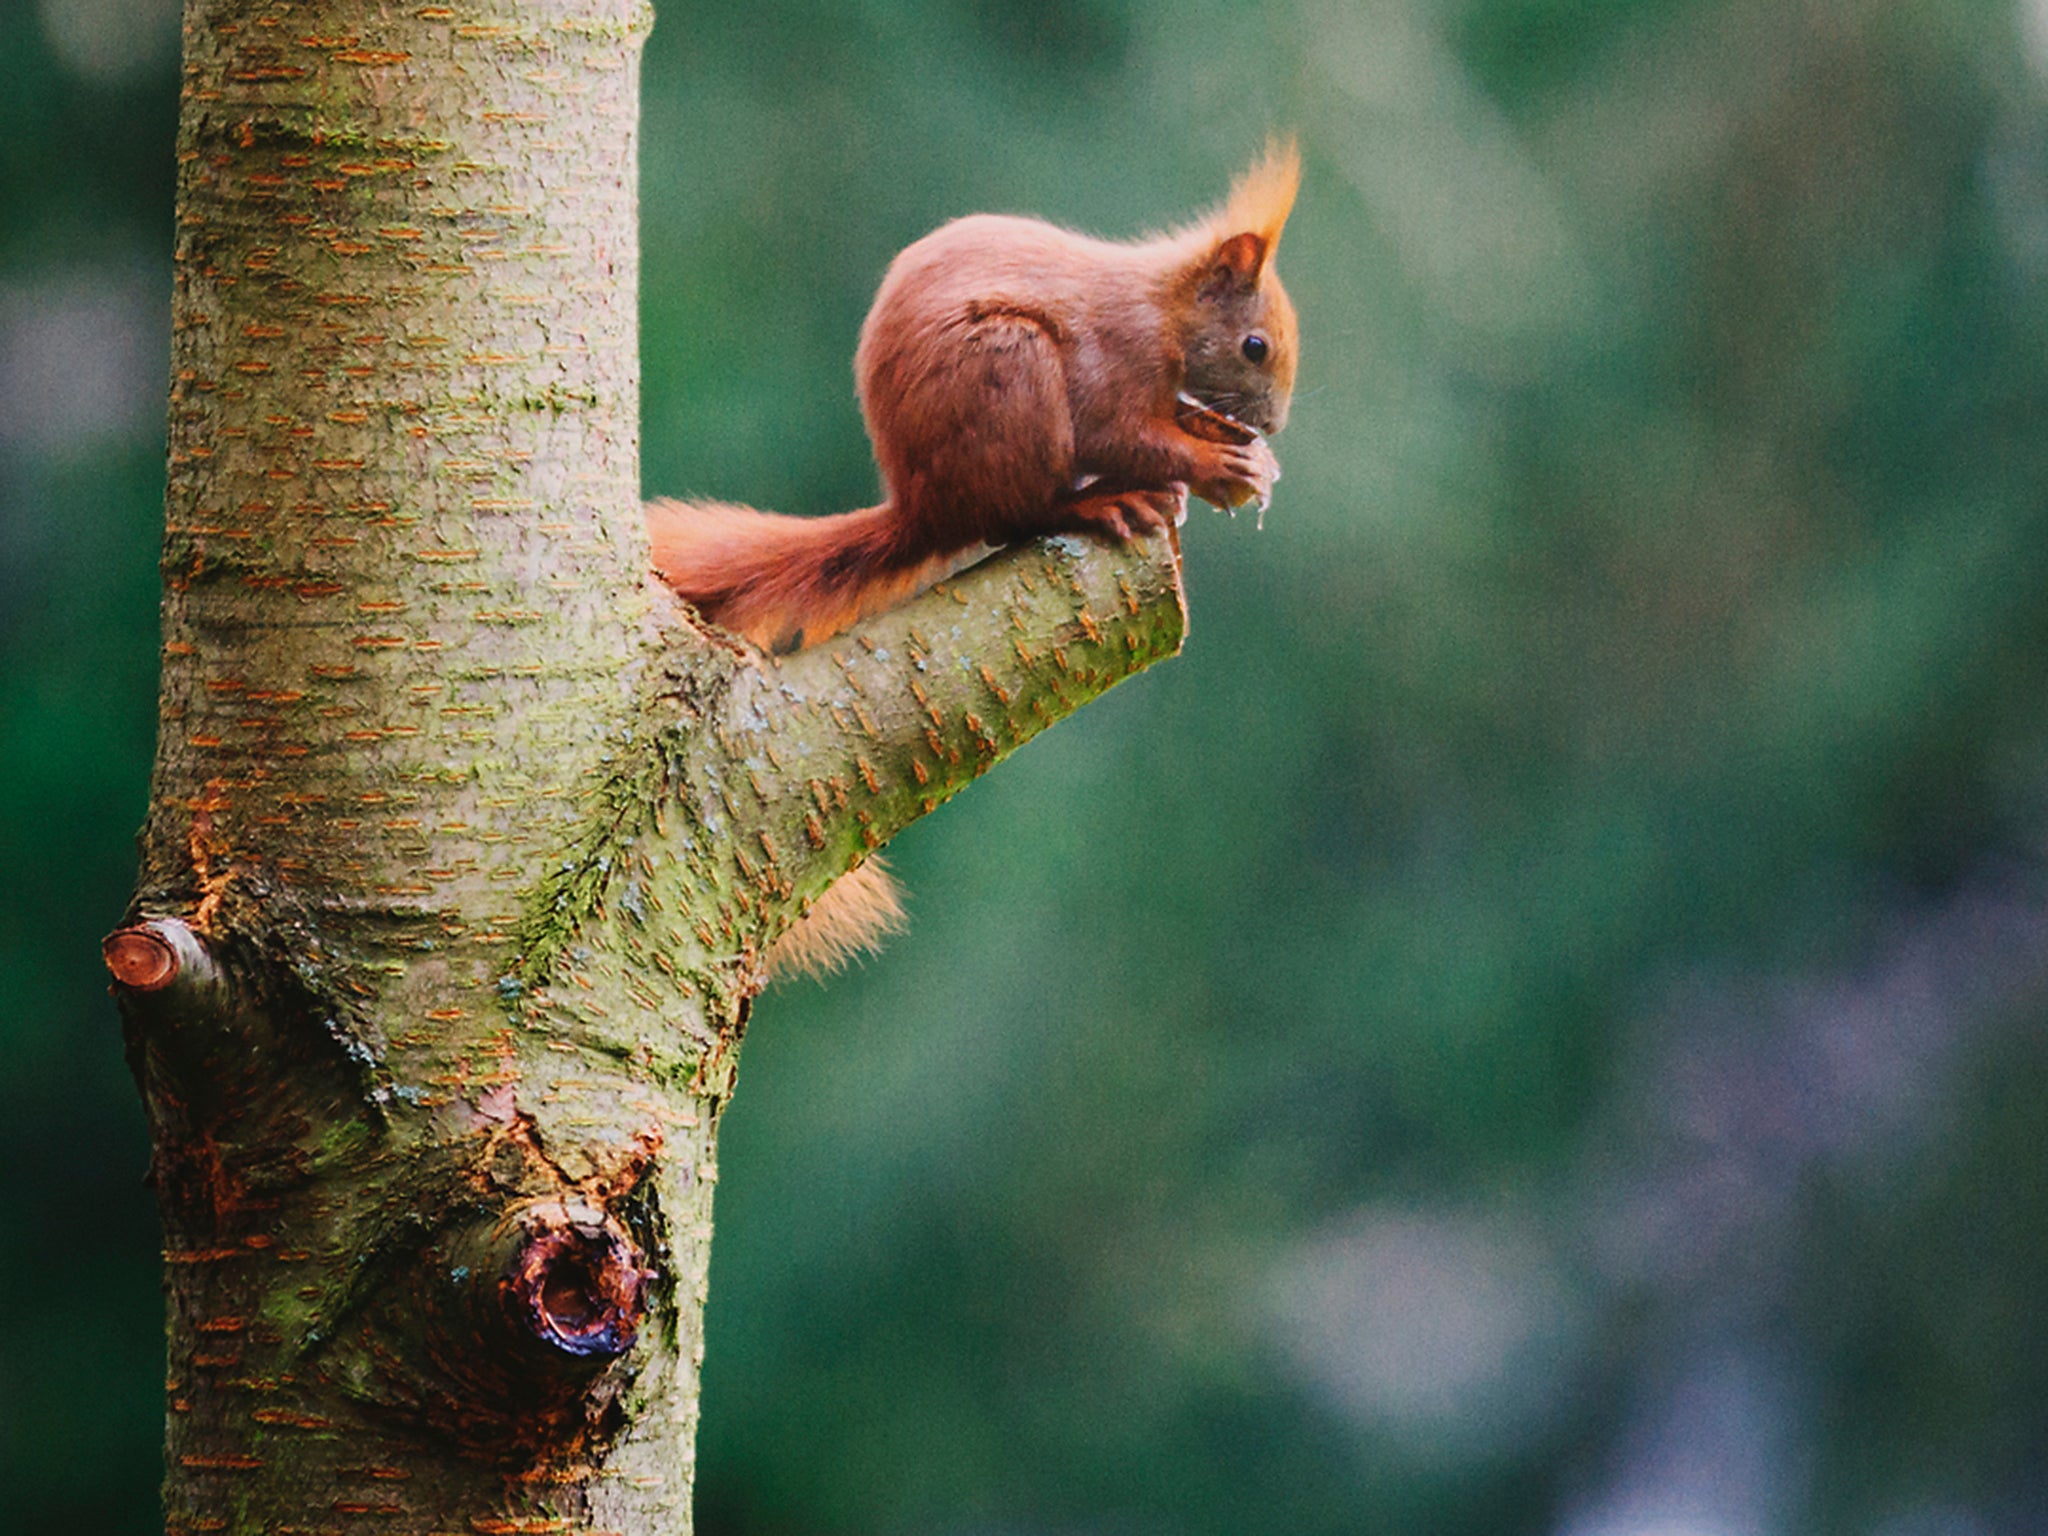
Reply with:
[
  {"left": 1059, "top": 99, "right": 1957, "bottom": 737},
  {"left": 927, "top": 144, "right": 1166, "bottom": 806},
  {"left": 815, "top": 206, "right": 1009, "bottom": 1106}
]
[
  {"left": 1188, "top": 138, "right": 1299, "bottom": 298},
  {"left": 1221, "top": 137, "right": 1301, "bottom": 254}
]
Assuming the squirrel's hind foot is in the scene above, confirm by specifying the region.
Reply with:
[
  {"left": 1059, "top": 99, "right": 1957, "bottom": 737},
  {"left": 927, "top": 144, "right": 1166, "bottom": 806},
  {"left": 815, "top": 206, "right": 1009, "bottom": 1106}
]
[{"left": 1060, "top": 485, "right": 1188, "bottom": 541}]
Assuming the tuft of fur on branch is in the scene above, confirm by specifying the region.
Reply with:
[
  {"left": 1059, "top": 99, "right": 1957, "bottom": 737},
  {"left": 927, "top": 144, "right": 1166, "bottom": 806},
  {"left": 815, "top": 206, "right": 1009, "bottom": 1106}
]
[{"left": 765, "top": 858, "right": 907, "bottom": 980}]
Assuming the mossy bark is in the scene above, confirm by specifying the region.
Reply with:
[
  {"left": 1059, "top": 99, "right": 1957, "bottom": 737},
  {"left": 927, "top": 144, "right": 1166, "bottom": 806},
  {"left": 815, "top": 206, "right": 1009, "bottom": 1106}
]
[{"left": 116, "top": 3, "right": 1187, "bottom": 1532}]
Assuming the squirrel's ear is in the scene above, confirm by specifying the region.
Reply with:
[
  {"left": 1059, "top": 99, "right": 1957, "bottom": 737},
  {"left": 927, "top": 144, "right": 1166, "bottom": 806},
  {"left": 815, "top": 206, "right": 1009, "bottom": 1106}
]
[{"left": 1197, "top": 231, "right": 1270, "bottom": 300}]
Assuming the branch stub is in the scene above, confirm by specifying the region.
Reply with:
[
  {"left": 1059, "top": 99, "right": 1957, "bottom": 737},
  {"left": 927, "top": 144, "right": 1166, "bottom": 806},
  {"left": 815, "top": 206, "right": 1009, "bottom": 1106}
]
[{"left": 103, "top": 925, "right": 179, "bottom": 991}]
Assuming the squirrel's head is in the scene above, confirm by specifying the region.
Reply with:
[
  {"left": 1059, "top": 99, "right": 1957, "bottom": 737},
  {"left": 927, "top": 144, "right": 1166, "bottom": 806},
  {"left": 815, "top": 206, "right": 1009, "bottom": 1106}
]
[{"left": 1177, "top": 139, "right": 1301, "bottom": 437}]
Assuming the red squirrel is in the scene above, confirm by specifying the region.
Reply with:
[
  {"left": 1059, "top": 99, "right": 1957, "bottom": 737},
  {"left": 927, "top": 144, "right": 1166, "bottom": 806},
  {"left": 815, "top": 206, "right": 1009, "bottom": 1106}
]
[{"left": 650, "top": 143, "right": 1302, "bottom": 976}]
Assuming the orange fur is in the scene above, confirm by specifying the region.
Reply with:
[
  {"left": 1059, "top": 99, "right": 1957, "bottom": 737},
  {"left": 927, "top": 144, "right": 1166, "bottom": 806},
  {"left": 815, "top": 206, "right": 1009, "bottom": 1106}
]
[
  {"left": 763, "top": 858, "right": 907, "bottom": 981},
  {"left": 652, "top": 141, "right": 1303, "bottom": 642},
  {"left": 652, "top": 144, "right": 1303, "bottom": 980},
  {"left": 647, "top": 498, "right": 969, "bottom": 654},
  {"left": 1209, "top": 137, "right": 1302, "bottom": 260}
]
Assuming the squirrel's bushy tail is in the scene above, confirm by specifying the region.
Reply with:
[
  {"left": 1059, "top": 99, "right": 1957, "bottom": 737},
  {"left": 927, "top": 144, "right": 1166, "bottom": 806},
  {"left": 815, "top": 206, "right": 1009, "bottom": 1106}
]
[
  {"left": 766, "top": 857, "right": 907, "bottom": 981},
  {"left": 648, "top": 497, "right": 966, "bottom": 654}
]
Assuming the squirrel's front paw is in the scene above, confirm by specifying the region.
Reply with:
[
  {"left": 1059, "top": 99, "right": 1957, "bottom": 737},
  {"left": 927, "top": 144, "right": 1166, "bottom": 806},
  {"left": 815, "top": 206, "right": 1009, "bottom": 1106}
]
[{"left": 1193, "top": 436, "right": 1280, "bottom": 514}]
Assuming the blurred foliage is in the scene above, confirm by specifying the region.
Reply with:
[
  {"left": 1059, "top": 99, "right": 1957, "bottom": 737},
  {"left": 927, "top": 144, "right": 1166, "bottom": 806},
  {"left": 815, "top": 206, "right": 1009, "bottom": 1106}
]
[{"left": 8, "top": 0, "right": 2048, "bottom": 1532}]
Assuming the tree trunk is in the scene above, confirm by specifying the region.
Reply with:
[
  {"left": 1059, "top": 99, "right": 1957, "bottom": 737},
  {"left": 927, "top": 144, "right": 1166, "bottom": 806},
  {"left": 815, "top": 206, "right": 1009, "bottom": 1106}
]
[{"left": 110, "top": 2, "right": 1185, "bottom": 1531}]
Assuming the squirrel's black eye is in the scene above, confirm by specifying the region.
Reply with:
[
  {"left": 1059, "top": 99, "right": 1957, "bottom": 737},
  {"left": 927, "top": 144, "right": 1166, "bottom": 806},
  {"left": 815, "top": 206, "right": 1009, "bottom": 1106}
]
[{"left": 1242, "top": 332, "right": 1271, "bottom": 364}]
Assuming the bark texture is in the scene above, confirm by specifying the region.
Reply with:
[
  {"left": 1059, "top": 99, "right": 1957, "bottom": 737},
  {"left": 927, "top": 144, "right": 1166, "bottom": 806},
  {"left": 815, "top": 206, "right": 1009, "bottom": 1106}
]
[{"left": 117, "top": 3, "right": 1187, "bottom": 1532}]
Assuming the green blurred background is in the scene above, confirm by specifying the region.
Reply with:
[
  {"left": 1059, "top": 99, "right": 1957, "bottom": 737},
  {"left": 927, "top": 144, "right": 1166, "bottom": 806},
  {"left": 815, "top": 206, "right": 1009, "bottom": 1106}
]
[{"left": 8, "top": 0, "right": 2048, "bottom": 1531}]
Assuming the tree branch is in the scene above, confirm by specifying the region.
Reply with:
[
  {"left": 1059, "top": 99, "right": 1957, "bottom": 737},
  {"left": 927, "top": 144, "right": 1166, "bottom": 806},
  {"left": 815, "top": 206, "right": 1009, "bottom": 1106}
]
[
  {"left": 524, "top": 528, "right": 1185, "bottom": 1002},
  {"left": 698, "top": 528, "right": 1187, "bottom": 951},
  {"left": 506, "top": 528, "right": 1185, "bottom": 1110}
]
